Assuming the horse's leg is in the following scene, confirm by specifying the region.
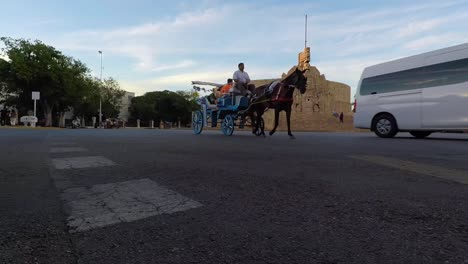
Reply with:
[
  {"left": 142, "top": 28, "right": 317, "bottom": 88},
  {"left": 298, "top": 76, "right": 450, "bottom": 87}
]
[
  {"left": 269, "top": 108, "right": 279, "bottom": 136},
  {"left": 258, "top": 108, "right": 266, "bottom": 137},
  {"left": 286, "top": 105, "right": 295, "bottom": 139},
  {"left": 255, "top": 112, "right": 263, "bottom": 137},
  {"left": 251, "top": 110, "right": 257, "bottom": 135}
]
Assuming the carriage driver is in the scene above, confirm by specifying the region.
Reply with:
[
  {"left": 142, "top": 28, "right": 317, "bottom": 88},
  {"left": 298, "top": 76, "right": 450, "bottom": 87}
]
[{"left": 233, "top": 63, "right": 255, "bottom": 96}]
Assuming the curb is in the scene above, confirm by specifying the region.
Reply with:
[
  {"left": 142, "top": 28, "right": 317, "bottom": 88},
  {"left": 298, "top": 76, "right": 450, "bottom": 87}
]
[{"left": 0, "top": 126, "right": 64, "bottom": 130}]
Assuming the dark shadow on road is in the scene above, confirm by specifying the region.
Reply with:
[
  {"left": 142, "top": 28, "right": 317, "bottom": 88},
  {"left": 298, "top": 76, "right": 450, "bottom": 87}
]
[{"left": 394, "top": 135, "right": 468, "bottom": 142}]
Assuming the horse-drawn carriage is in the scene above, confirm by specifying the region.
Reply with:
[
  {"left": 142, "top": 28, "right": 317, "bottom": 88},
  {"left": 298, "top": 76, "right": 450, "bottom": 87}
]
[
  {"left": 191, "top": 66, "right": 308, "bottom": 138},
  {"left": 191, "top": 81, "right": 264, "bottom": 136}
]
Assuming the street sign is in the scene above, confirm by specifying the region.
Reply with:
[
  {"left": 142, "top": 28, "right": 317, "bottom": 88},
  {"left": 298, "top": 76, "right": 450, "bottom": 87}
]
[
  {"left": 32, "top": 91, "right": 40, "bottom": 118},
  {"left": 32, "top": 91, "right": 40, "bottom": 100}
]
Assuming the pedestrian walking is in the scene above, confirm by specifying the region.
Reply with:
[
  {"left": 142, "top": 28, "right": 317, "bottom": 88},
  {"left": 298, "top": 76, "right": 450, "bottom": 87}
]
[
  {"left": 339, "top": 112, "right": 344, "bottom": 124},
  {"left": 94, "top": 112, "right": 99, "bottom": 128}
]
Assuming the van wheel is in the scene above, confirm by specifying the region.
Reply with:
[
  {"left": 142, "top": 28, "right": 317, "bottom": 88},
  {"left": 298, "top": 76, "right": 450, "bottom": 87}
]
[
  {"left": 410, "top": 131, "right": 432, "bottom": 138},
  {"left": 373, "top": 114, "right": 398, "bottom": 138}
]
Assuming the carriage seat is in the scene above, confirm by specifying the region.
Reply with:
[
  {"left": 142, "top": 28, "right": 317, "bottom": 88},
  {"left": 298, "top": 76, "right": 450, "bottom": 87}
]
[
  {"left": 236, "top": 96, "right": 249, "bottom": 109},
  {"left": 197, "top": 96, "right": 218, "bottom": 110},
  {"left": 217, "top": 95, "right": 248, "bottom": 109}
]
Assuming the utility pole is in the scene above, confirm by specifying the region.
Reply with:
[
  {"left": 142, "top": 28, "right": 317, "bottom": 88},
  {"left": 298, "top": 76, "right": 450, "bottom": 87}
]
[
  {"left": 98, "top": 50, "right": 103, "bottom": 128},
  {"left": 305, "top": 14, "right": 308, "bottom": 48}
]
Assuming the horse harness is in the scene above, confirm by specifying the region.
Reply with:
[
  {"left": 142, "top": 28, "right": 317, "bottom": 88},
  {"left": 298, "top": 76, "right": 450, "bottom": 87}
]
[{"left": 268, "top": 81, "right": 294, "bottom": 102}]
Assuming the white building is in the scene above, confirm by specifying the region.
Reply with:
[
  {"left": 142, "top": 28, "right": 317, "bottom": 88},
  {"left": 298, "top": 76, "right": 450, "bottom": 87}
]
[{"left": 118, "top": 91, "right": 135, "bottom": 121}]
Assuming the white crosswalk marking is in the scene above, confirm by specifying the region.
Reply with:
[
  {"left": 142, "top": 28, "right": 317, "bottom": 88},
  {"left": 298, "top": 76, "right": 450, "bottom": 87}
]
[
  {"left": 48, "top": 144, "right": 202, "bottom": 233},
  {"left": 51, "top": 156, "right": 115, "bottom": 170},
  {"left": 64, "top": 178, "right": 202, "bottom": 232},
  {"left": 50, "top": 147, "right": 88, "bottom": 153}
]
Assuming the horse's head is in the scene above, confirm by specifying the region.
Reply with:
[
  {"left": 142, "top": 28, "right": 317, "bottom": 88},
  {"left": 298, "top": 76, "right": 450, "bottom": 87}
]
[{"left": 283, "top": 67, "right": 308, "bottom": 94}]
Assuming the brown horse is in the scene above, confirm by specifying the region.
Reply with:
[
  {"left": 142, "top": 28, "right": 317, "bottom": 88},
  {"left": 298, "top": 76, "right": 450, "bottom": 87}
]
[{"left": 248, "top": 67, "right": 308, "bottom": 139}]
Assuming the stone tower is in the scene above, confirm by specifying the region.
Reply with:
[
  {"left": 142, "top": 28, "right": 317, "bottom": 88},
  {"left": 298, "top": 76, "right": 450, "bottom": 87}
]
[{"left": 251, "top": 46, "right": 354, "bottom": 131}]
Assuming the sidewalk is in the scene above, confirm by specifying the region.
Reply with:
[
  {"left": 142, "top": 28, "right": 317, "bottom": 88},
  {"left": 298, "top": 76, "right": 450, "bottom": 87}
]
[{"left": 0, "top": 125, "right": 64, "bottom": 130}]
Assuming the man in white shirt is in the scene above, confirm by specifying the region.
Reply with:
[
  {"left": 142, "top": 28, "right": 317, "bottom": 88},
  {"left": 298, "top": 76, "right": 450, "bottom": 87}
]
[{"left": 232, "top": 63, "right": 255, "bottom": 96}]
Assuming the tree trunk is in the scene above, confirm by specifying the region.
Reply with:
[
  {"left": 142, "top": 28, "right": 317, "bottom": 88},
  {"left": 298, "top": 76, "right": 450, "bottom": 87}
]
[
  {"left": 59, "top": 112, "right": 66, "bottom": 128},
  {"left": 42, "top": 101, "right": 53, "bottom": 127}
]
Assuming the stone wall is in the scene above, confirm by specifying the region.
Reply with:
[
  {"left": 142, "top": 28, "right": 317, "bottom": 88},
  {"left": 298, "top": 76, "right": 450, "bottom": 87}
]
[{"left": 251, "top": 64, "right": 355, "bottom": 132}]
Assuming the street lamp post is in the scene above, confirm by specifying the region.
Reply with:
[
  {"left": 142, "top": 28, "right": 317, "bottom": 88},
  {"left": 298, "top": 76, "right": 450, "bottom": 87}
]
[{"left": 98, "top": 50, "right": 103, "bottom": 128}]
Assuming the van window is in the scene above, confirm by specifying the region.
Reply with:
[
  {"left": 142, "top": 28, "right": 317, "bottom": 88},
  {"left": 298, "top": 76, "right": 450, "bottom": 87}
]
[
  {"left": 359, "top": 57, "right": 468, "bottom": 95},
  {"left": 424, "top": 57, "right": 468, "bottom": 87}
]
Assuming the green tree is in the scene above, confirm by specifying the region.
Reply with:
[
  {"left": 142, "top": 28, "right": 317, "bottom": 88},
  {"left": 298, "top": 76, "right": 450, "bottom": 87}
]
[
  {"left": 129, "top": 90, "right": 198, "bottom": 126},
  {"left": 100, "top": 77, "right": 126, "bottom": 118},
  {"left": 0, "top": 37, "right": 125, "bottom": 126},
  {"left": 0, "top": 37, "right": 90, "bottom": 126}
]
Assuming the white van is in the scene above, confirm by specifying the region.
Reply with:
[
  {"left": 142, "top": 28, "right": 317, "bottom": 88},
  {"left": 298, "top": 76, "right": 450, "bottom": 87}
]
[{"left": 354, "top": 42, "right": 468, "bottom": 138}]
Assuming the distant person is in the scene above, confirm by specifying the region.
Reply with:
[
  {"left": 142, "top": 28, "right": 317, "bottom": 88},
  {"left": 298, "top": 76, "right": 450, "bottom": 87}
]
[
  {"left": 102, "top": 114, "right": 107, "bottom": 128},
  {"left": 94, "top": 112, "right": 99, "bottom": 128},
  {"left": 10, "top": 109, "right": 17, "bottom": 126},
  {"left": 339, "top": 112, "right": 344, "bottom": 124},
  {"left": 233, "top": 63, "right": 255, "bottom": 96},
  {"left": 0, "top": 107, "right": 7, "bottom": 126}
]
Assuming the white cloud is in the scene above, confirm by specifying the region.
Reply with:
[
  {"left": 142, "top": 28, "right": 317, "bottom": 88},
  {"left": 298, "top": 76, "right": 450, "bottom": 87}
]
[
  {"left": 395, "top": 19, "right": 445, "bottom": 38},
  {"left": 403, "top": 33, "right": 468, "bottom": 51},
  {"left": 151, "top": 60, "right": 196, "bottom": 72},
  {"left": 53, "top": 7, "right": 227, "bottom": 72},
  {"left": 120, "top": 65, "right": 287, "bottom": 96},
  {"left": 41, "top": 0, "right": 468, "bottom": 100}
]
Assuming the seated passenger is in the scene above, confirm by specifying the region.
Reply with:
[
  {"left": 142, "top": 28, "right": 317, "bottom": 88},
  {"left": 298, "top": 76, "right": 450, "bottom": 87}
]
[{"left": 215, "top": 78, "right": 234, "bottom": 99}]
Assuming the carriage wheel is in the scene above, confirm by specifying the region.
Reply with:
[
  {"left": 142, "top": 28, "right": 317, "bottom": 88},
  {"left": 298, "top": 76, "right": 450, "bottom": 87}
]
[
  {"left": 192, "top": 110, "right": 203, "bottom": 134},
  {"left": 222, "top": 114, "right": 235, "bottom": 136},
  {"left": 255, "top": 117, "right": 265, "bottom": 136}
]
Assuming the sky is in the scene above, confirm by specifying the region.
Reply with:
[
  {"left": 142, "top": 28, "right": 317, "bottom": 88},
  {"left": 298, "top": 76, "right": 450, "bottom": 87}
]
[{"left": 1, "top": 0, "right": 468, "bottom": 99}]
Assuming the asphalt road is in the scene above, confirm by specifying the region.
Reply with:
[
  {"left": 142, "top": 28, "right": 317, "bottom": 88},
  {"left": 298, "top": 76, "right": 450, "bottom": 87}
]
[{"left": 1, "top": 128, "right": 468, "bottom": 264}]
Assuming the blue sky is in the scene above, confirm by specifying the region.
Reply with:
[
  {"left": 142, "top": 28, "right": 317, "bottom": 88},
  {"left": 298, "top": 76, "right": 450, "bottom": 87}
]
[{"left": 1, "top": 0, "right": 468, "bottom": 99}]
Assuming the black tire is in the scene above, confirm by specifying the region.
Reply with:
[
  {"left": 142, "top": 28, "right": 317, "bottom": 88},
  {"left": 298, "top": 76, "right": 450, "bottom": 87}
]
[
  {"left": 372, "top": 114, "right": 398, "bottom": 138},
  {"left": 410, "top": 131, "right": 432, "bottom": 138}
]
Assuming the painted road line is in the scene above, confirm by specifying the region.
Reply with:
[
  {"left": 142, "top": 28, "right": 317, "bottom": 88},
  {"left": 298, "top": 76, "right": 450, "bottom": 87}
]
[
  {"left": 51, "top": 156, "right": 115, "bottom": 170},
  {"left": 50, "top": 142, "right": 78, "bottom": 146},
  {"left": 350, "top": 155, "right": 468, "bottom": 184},
  {"left": 50, "top": 147, "right": 88, "bottom": 153},
  {"left": 63, "top": 178, "right": 202, "bottom": 232}
]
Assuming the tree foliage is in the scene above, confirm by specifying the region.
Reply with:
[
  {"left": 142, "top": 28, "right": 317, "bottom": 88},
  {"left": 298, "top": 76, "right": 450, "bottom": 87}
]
[
  {"left": 0, "top": 37, "right": 124, "bottom": 126},
  {"left": 130, "top": 90, "right": 198, "bottom": 125}
]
